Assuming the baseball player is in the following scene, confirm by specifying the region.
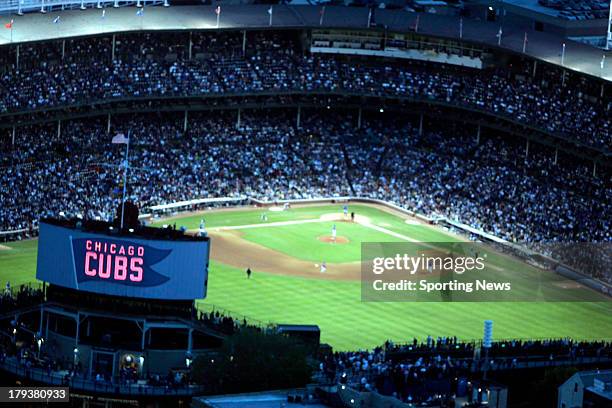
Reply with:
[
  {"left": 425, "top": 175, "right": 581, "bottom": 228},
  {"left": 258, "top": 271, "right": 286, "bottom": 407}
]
[
  {"left": 343, "top": 204, "right": 349, "bottom": 218},
  {"left": 199, "top": 219, "right": 207, "bottom": 237},
  {"left": 320, "top": 261, "right": 327, "bottom": 273},
  {"left": 331, "top": 224, "right": 337, "bottom": 242}
]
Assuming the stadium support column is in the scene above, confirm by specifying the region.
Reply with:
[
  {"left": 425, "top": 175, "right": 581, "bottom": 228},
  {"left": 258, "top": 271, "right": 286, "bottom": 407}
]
[
  {"left": 62, "top": 40, "right": 65, "bottom": 60},
  {"left": 184, "top": 110, "right": 188, "bottom": 132},
  {"left": 39, "top": 306, "right": 44, "bottom": 339},
  {"left": 476, "top": 124, "right": 481, "bottom": 144},
  {"left": 75, "top": 312, "right": 80, "bottom": 346},
  {"left": 111, "top": 34, "right": 116, "bottom": 61},
  {"left": 107, "top": 113, "right": 111, "bottom": 134},
  {"left": 357, "top": 108, "right": 362, "bottom": 129},
  {"left": 187, "top": 328, "right": 193, "bottom": 353},
  {"left": 525, "top": 140, "right": 529, "bottom": 160},
  {"left": 12, "top": 126, "right": 15, "bottom": 146},
  {"left": 593, "top": 162, "right": 597, "bottom": 177},
  {"left": 242, "top": 30, "right": 247, "bottom": 56},
  {"left": 419, "top": 113, "right": 424, "bottom": 136},
  {"left": 554, "top": 149, "right": 558, "bottom": 165},
  {"left": 57, "top": 120, "right": 61, "bottom": 138},
  {"left": 16, "top": 45, "right": 19, "bottom": 70},
  {"left": 237, "top": 108, "right": 241, "bottom": 128},
  {"left": 297, "top": 106, "right": 301, "bottom": 129},
  {"left": 532, "top": 60, "right": 537, "bottom": 78},
  {"left": 189, "top": 32, "right": 193, "bottom": 60},
  {"left": 141, "top": 322, "right": 146, "bottom": 350}
]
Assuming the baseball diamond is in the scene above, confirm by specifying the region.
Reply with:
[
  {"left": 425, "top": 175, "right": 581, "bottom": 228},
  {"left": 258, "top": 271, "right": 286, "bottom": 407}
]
[{"left": 2, "top": 202, "right": 609, "bottom": 351}]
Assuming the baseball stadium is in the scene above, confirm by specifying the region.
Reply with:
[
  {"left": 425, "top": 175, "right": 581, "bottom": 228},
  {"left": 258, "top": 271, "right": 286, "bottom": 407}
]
[{"left": 0, "top": 1, "right": 611, "bottom": 407}]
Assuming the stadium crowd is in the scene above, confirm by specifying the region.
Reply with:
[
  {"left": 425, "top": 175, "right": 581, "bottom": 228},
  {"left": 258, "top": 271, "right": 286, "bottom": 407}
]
[
  {"left": 0, "top": 31, "right": 609, "bottom": 149},
  {"left": 320, "top": 337, "right": 612, "bottom": 404},
  {"left": 1, "top": 109, "right": 610, "bottom": 280}
]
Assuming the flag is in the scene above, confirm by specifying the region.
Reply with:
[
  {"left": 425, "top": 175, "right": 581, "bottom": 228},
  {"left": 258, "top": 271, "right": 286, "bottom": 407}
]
[
  {"left": 112, "top": 133, "right": 129, "bottom": 144},
  {"left": 215, "top": 6, "right": 221, "bottom": 15},
  {"left": 5, "top": 19, "right": 13, "bottom": 29},
  {"left": 136, "top": 7, "right": 144, "bottom": 16},
  {"left": 53, "top": 16, "right": 61, "bottom": 24}
]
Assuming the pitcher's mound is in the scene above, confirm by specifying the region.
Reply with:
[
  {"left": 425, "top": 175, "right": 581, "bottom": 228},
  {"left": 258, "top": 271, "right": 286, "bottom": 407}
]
[{"left": 318, "top": 235, "right": 349, "bottom": 244}]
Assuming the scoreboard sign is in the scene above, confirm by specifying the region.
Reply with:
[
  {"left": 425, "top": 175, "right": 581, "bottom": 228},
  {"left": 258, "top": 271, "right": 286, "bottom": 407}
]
[{"left": 36, "top": 222, "right": 209, "bottom": 300}]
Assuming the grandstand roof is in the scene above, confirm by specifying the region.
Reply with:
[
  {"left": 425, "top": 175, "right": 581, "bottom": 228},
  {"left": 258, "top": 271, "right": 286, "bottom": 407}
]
[{"left": 0, "top": 5, "right": 610, "bottom": 81}]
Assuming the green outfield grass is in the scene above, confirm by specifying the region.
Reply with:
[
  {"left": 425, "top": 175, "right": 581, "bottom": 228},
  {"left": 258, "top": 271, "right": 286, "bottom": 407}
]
[
  {"left": 2, "top": 204, "right": 611, "bottom": 350},
  {"left": 201, "top": 261, "right": 612, "bottom": 350}
]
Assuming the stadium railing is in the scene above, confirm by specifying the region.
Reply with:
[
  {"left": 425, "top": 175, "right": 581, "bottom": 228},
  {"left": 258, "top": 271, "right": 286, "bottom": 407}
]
[
  {"left": 0, "top": 356, "right": 205, "bottom": 396},
  {"left": 196, "top": 302, "right": 277, "bottom": 333},
  {"left": 0, "top": 1, "right": 164, "bottom": 15},
  {"left": 0, "top": 226, "right": 38, "bottom": 241}
]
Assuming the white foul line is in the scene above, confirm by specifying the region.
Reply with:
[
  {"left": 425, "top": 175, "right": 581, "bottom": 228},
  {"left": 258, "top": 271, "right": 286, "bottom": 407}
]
[
  {"left": 211, "top": 216, "right": 420, "bottom": 243},
  {"left": 357, "top": 221, "right": 419, "bottom": 242},
  {"left": 212, "top": 217, "right": 327, "bottom": 231}
]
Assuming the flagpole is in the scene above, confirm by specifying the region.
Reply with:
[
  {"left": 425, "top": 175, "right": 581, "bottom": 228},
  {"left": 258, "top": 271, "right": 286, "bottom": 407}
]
[
  {"left": 269, "top": 6, "right": 273, "bottom": 26},
  {"left": 120, "top": 130, "right": 131, "bottom": 230}
]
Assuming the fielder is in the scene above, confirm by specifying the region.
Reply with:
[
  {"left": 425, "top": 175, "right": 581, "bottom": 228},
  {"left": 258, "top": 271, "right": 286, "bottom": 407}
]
[
  {"left": 320, "top": 261, "right": 327, "bottom": 273},
  {"left": 331, "top": 224, "right": 337, "bottom": 242},
  {"left": 199, "top": 219, "right": 207, "bottom": 237},
  {"left": 343, "top": 204, "right": 349, "bottom": 218}
]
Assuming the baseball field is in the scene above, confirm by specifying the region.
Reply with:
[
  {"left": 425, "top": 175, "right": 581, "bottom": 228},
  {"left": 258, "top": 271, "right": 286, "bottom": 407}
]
[{"left": 1, "top": 202, "right": 610, "bottom": 350}]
